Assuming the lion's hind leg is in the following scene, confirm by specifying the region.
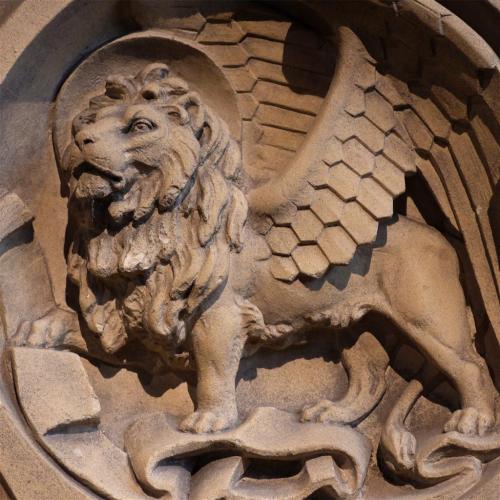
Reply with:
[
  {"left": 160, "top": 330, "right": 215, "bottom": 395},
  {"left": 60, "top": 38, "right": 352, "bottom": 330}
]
[
  {"left": 380, "top": 240, "right": 497, "bottom": 436},
  {"left": 387, "top": 313, "right": 495, "bottom": 436}
]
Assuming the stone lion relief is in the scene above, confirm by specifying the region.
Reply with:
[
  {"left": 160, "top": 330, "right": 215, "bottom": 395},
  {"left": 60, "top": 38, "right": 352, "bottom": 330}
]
[
  {"left": 19, "top": 56, "right": 497, "bottom": 439},
  {"left": 1, "top": 1, "right": 499, "bottom": 499}
]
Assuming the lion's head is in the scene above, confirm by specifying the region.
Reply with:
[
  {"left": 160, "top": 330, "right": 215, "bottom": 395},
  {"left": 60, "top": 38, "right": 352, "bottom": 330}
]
[{"left": 62, "top": 63, "right": 247, "bottom": 360}]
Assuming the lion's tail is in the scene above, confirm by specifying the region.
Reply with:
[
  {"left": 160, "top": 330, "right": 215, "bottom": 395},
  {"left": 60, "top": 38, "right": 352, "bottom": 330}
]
[{"left": 239, "top": 298, "right": 389, "bottom": 424}]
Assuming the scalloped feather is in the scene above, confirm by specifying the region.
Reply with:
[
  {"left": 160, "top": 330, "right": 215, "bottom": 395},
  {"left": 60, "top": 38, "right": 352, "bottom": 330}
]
[{"left": 248, "top": 28, "right": 416, "bottom": 280}]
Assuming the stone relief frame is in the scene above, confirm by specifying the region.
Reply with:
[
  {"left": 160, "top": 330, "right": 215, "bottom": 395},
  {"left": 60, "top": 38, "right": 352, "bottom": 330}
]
[{"left": 0, "top": 1, "right": 499, "bottom": 499}]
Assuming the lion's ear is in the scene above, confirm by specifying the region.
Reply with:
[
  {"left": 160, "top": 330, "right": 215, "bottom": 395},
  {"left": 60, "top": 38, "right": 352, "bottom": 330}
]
[
  {"left": 138, "top": 63, "right": 169, "bottom": 84},
  {"left": 161, "top": 91, "right": 204, "bottom": 131},
  {"left": 163, "top": 105, "right": 190, "bottom": 126},
  {"left": 175, "top": 92, "right": 205, "bottom": 134}
]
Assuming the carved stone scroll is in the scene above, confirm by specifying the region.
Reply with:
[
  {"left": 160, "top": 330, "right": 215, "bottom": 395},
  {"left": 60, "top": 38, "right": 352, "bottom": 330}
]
[
  {"left": 380, "top": 379, "right": 500, "bottom": 498},
  {"left": 125, "top": 407, "right": 371, "bottom": 499}
]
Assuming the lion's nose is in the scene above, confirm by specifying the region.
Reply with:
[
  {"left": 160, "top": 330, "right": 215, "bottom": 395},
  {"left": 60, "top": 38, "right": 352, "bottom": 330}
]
[{"left": 75, "top": 130, "right": 96, "bottom": 150}]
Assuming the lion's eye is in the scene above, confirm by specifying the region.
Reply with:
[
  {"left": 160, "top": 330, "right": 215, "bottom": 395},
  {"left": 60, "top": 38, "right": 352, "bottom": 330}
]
[{"left": 130, "top": 118, "right": 154, "bottom": 133}]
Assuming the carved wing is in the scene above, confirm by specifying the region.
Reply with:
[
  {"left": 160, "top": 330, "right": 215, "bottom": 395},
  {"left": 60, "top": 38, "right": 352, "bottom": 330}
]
[
  {"left": 248, "top": 27, "right": 416, "bottom": 281},
  {"left": 148, "top": 5, "right": 412, "bottom": 280},
  {"left": 133, "top": 1, "right": 499, "bottom": 343},
  {"left": 249, "top": 3, "right": 500, "bottom": 348}
]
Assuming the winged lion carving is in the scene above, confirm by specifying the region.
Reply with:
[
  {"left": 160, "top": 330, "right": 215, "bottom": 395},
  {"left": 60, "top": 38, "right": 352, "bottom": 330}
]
[{"left": 15, "top": 26, "right": 498, "bottom": 445}]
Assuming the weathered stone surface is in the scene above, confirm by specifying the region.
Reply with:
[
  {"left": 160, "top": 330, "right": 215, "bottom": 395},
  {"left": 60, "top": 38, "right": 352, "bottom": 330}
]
[
  {"left": 292, "top": 244, "right": 329, "bottom": 278},
  {"left": 343, "top": 138, "right": 376, "bottom": 177},
  {"left": 270, "top": 255, "right": 299, "bottom": 283},
  {"left": 266, "top": 226, "right": 298, "bottom": 256},
  {"left": 256, "top": 104, "right": 314, "bottom": 133},
  {"left": 345, "top": 86, "right": 365, "bottom": 117},
  {"left": 0, "top": 226, "right": 55, "bottom": 336},
  {"left": 12, "top": 348, "right": 148, "bottom": 500},
  {"left": 383, "top": 133, "right": 417, "bottom": 172},
  {"left": 323, "top": 137, "right": 343, "bottom": 166},
  {"left": 340, "top": 202, "right": 378, "bottom": 244},
  {"left": 1, "top": 1, "right": 499, "bottom": 499},
  {"left": 357, "top": 177, "right": 394, "bottom": 219},
  {"left": 190, "top": 455, "right": 351, "bottom": 500},
  {"left": 291, "top": 209, "right": 323, "bottom": 243},
  {"left": 308, "top": 161, "right": 330, "bottom": 188},
  {"left": 372, "top": 155, "right": 406, "bottom": 196},
  {"left": 402, "top": 109, "right": 434, "bottom": 151},
  {"left": 328, "top": 163, "right": 361, "bottom": 201},
  {"left": 12, "top": 348, "right": 101, "bottom": 435},
  {"left": 0, "top": 406, "right": 92, "bottom": 500},
  {"left": 318, "top": 226, "right": 357, "bottom": 265},
  {"left": 365, "top": 90, "right": 396, "bottom": 132},
  {"left": 310, "top": 189, "right": 344, "bottom": 225},
  {"left": 0, "top": 191, "right": 34, "bottom": 242},
  {"left": 270, "top": 201, "right": 297, "bottom": 226}
]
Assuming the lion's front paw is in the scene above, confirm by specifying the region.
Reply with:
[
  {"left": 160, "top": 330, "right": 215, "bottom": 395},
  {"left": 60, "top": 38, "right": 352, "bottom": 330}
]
[
  {"left": 300, "top": 399, "right": 339, "bottom": 423},
  {"left": 12, "top": 307, "right": 79, "bottom": 349},
  {"left": 444, "top": 407, "right": 495, "bottom": 436},
  {"left": 178, "top": 410, "right": 237, "bottom": 434}
]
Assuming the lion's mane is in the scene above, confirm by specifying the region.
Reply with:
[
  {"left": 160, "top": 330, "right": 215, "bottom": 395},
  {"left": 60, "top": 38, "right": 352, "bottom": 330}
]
[{"left": 65, "top": 64, "right": 248, "bottom": 357}]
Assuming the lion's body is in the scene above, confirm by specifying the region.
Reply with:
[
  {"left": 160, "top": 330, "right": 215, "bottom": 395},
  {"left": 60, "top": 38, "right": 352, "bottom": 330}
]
[
  {"left": 175, "top": 214, "right": 495, "bottom": 433},
  {"left": 237, "top": 216, "right": 456, "bottom": 332},
  {"left": 21, "top": 63, "right": 497, "bottom": 436}
]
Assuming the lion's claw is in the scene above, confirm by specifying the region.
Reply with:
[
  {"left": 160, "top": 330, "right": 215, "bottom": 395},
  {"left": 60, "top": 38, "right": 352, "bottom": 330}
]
[
  {"left": 179, "top": 410, "right": 236, "bottom": 434},
  {"left": 444, "top": 407, "right": 495, "bottom": 436},
  {"left": 11, "top": 307, "right": 79, "bottom": 349}
]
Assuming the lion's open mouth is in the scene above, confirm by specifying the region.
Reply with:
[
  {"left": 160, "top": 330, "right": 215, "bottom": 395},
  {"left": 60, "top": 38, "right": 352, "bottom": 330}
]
[{"left": 74, "top": 161, "right": 124, "bottom": 187}]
